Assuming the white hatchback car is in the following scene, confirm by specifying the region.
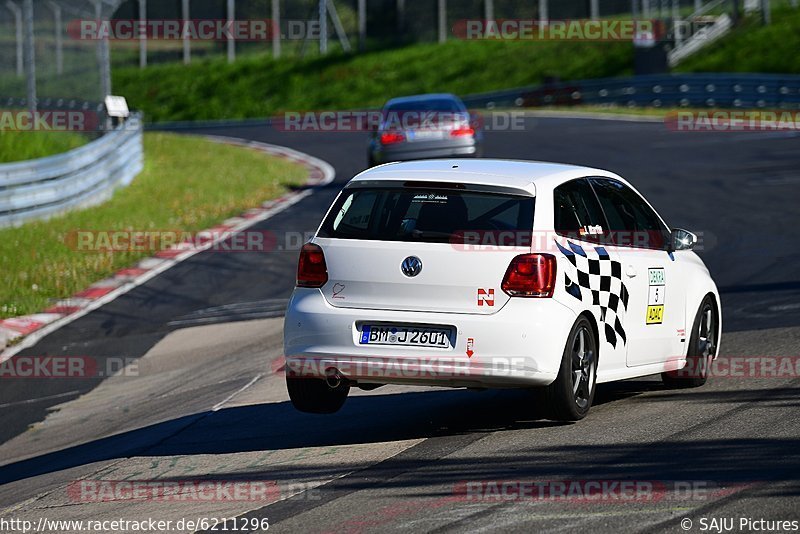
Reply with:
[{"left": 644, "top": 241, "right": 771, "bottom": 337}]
[{"left": 283, "top": 160, "right": 721, "bottom": 420}]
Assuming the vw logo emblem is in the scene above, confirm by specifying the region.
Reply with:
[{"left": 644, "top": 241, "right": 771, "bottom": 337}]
[{"left": 401, "top": 256, "right": 423, "bottom": 277}]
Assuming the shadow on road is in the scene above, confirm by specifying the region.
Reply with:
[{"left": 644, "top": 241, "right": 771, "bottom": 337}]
[{"left": 3, "top": 378, "right": 798, "bottom": 489}]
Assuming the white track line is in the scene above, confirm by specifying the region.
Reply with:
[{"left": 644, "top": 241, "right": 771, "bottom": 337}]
[{"left": 211, "top": 373, "right": 264, "bottom": 412}]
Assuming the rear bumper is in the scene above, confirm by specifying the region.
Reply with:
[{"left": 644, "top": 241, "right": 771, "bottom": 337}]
[
  {"left": 283, "top": 288, "right": 577, "bottom": 388},
  {"left": 373, "top": 140, "right": 479, "bottom": 163}
]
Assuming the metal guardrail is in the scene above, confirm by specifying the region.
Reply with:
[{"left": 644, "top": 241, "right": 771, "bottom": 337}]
[
  {"left": 461, "top": 73, "right": 800, "bottom": 110},
  {"left": 0, "top": 113, "right": 144, "bottom": 228}
]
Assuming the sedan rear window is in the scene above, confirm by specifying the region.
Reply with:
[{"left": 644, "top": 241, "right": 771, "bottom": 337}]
[
  {"left": 319, "top": 187, "right": 535, "bottom": 244},
  {"left": 386, "top": 99, "right": 465, "bottom": 114}
]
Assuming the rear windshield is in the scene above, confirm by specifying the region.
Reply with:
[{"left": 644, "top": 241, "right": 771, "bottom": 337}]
[
  {"left": 318, "top": 187, "right": 535, "bottom": 244},
  {"left": 385, "top": 99, "right": 465, "bottom": 113}
]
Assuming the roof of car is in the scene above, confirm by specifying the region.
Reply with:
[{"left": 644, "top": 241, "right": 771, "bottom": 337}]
[
  {"left": 384, "top": 93, "right": 461, "bottom": 105},
  {"left": 351, "top": 159, "right": 622, "bottom": 193}
]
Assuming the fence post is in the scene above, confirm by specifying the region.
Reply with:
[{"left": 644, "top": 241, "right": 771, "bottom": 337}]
[
  {"left": 590, "top": 0, "right": 600, "bottom": 19},
  {"left": 438, "top": 0, "right": 446, "bottom": 43},
  {"left": 227, "top": 0, "right": 235, "bottom": 62},
  {"left": 47, "top": 1, "right": 63, "bottom": 75},
  {"left": 6, "top": 2, "right": 22, "bottom": 77},
  {"left": 539, "top": 0, "right": 548, "bottom": 22},
  {"left": 23, "top": 0, "right": 35, "bottom": 112},
  {"left": 319, "top": 0, "right": 327, "bottom": 53},
  {"left": 182, "top": 0, "right": 191, "bottom": 64},
  {"left": 761, "top": 0, "right": 771, "bottom": 23},
  {"left": 358, "top": 0, "right": 366, "bottom": 50},
  {"left": 94, "top": 0, "right": 111, "bottom": 99},
  {"left": 397, "top": 0, "right": 404, "bottom": 34},
  {"left": 272, "top": 0, "right": 281, "bottom": 57},
  {"left": 485, "top": 0, "right": 494, "bottom": 22},
  {"left": 139, "top": 0, "right": 147, "bottom": 68}
]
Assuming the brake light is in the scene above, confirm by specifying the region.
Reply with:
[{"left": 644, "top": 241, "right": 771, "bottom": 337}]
[
  {"left": 501, "top": 254, "right": 556, "bottom": 297},
  {"left": 450, "top": 127, "right": 475, "bottom": 137},
  {"left": 297, "top": 243, "right": 328, "bottom": 288},
  {"left": 380, "top": 132, "right": 405, "bottom": 145}
]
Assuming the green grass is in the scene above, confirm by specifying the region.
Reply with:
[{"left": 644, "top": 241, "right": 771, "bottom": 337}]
[
  {"left": 113, "top": 39, "right": 633, "bottom": 122},
  {"left": 0, "top": 130, "right": 88, "bottom": 163},
  {"left": 678, "top": 5, "right": 800, "bottom": 74},
  {"left": 0, "top": 132, "right": 307, "bottom": 319},
  {"left": 109, "top": 6, "right": 800, "bottom": 124}
]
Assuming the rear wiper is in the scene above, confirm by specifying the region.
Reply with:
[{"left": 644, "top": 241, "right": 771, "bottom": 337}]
[{"left": 410, "top": 229, "right": 454, "bottom": 239}]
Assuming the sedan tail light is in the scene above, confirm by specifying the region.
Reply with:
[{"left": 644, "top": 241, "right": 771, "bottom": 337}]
[
  {"left": 501, "top": 254, "right": 556, "bottom": 297},
  {"left": 297, "top": 243, "right": 328, "bottom": 288},
  {"left": 450, "top": 127, "right": 475, "bottom": 137},
  {"left": 380, "top": 132, "right": 405, "bottom": 145}
]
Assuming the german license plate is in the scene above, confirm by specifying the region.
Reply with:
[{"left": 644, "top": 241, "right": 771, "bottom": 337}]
[
  {"left": 359, "top": 325, "right": 452, "bottom": 347},
  {"left": 407, "top": 129, "right": 445, "bottom": 142}
]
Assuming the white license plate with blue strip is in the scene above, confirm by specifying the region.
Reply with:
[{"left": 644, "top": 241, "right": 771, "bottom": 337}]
[{"left": 359, "top": 325, "right": 453, "bottom": 348}]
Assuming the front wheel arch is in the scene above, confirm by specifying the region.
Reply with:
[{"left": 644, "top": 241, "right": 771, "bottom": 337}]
[{"left": 704, "top": 292, "right": 722, "bottom": 359}]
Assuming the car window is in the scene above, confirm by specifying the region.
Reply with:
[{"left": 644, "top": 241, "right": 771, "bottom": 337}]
[
  {"left": 385, "top": 98, "right": 465, "bottom": 113},
  {"left": 589, "top": 178, "right": 670, "bottom": 250},
  {"left": 553, "top": 178, "right": 608, "bottom": 242},
  {"left": 320, "top": 187, "right": 534, "bottom": 245},
  {"left": 332, "top": 190, "right": 377, "bottom": 233}
]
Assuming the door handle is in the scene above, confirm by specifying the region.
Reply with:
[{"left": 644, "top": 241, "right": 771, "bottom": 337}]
[{"left": 626, "top": 265, "right": 637, "bottom": 278}]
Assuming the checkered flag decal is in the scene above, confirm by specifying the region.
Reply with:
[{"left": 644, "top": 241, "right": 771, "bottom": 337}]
[{"left": 556, "top": 240, "right": 629, "bottom": 348}]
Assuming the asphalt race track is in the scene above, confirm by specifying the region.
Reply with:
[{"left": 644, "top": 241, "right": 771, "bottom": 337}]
[{"left": 1, "top": 116, "right": 799, "bottom": 533}]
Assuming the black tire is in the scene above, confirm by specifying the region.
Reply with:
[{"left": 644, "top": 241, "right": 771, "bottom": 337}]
[
  {"left": 286, "top": 376, "right": 349, "bottom": 414},
  {"left": 662, "top": 295, "right": 718, "bottom": 388},
  {"left": 540, "top": 316, "right": 598, "bottom": 422}
]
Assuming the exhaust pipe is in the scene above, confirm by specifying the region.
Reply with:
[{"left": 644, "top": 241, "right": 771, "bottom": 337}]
[{"left": 325, "top": 367, "right": 344, "bottom": 389}]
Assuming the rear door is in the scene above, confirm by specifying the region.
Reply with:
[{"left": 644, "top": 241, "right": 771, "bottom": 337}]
[
  {"left": 314, "top": 183, "right": 535, "bottom": 315},
  {"left": 552, "top": 178, "right": 627, "bottom": 369},
  {"left": 589, "top": 177, "right": 685, "bottom": 367}
]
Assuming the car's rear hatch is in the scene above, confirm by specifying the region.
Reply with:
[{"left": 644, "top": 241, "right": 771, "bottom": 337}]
[{"left": 314, "top": 181, "right": 535, "bottom": 315}]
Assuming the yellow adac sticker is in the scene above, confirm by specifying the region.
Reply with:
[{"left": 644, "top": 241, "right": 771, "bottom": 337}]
[{"left": 646, "top": 305, "right": 664, "bottom": 325}]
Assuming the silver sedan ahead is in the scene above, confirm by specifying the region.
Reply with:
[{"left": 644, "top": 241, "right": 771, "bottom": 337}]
[{"left": 367, "top": 93, "right": 483, "bottom": 167}]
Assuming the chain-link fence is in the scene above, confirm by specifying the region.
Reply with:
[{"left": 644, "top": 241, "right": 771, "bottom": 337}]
[
  {"left": 103, "top": 0, "right": 728, "bottom": 70},
  {"left": 1, "top": 0, "right": 782, "bottom": 108},
  {"left": 0, "top": 0, "right": 124, "bottom": 115}
]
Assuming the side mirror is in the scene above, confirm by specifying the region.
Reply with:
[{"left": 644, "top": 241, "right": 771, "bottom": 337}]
[{"left": 670, "top": 228, "right": 697, "bottom": 251}]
